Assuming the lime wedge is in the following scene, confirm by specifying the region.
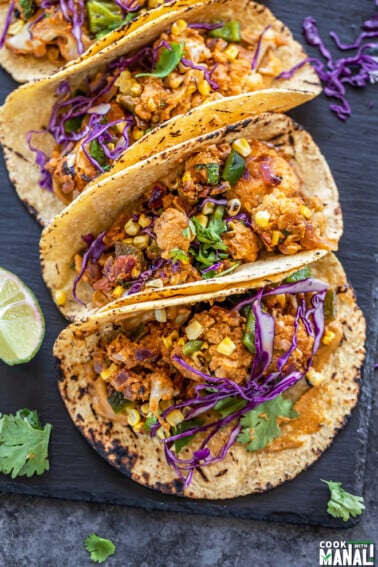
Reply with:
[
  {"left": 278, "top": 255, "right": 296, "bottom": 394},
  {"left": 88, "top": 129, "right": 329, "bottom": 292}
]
[{"left": 0, "top": 268, "right": 45, "bottom": 365}]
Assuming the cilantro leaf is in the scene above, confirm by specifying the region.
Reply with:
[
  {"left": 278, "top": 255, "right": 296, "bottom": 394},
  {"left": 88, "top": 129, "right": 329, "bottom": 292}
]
[
  {"left": 85, "top": 534, "right": 116, "bottom": 564},
  {"left": 214, "top": 396, "right": 247, "bottom": 418},
  {"left": 237, "top": 395, "right": 298, "bottom": 451},
  {"left": 172, "top": 419, "right": 204, "bottom": 453},
  {"left": 0, "top": 409, "right": 52, "bottom": 478},
  {"left": 321, "top": 480, "right": 365, "bottom": 522},
  {"left": 169, "top": 248, "right": 189, "bottom": 264}
]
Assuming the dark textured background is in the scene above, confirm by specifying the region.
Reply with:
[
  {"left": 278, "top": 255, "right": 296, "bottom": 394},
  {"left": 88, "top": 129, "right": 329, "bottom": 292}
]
[{"left": 0, "top": 0, "right": 377, "bottom": 564}]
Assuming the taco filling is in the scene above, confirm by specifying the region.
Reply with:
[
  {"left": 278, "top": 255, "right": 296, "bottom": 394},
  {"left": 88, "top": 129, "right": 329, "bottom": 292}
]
[
  {"left": 88, "top": 269, "right": 342, "bottom": 485},
  {"left": 71, "top": 138, "right": 330, "bottom": 307},
  {"left": 28, "top": 17, "right": 292, "bottom": 199},
  {"left": 0, "top": 0, "right": 170, "bottom": 63}
]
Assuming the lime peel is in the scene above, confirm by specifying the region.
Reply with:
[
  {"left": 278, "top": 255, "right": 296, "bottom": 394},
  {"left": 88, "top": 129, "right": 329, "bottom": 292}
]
[{"left": 0, "top": 268, "right": 45, "bottom": 365}]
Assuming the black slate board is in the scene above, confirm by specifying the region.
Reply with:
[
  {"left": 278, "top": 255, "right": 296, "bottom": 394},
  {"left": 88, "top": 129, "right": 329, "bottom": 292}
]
[{"left": 0, "top": 0, "right": 377, "bottom": 528}]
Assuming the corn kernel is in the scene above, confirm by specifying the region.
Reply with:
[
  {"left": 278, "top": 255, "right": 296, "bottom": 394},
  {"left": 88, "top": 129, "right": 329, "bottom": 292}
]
[
  {"left": 276, "top": 294, "right": 286, "bottom": 308},
  {"left": 216, "top": 337, "right": 237, "bottom": 356},
  {"left": 322, "top": 329, "right": 335, "bottom": 346},
  {"left": 182, "top": 171, "right": 192, "bottom": 184},
  {"left": 132, "top": 127, "right": 145, "bottom": 141},
  {"left": 133, "top": 234, "right": 150, "bottom": 249},
  {"left": 255, "top": 210, "right": 270, "bottom": 228},
  {"left": 138, "top": 213, "right": 152, "bottom": 228},
  {"left": 300, "top": 205, "right": 312, "bottom": 220},
  {"left": 162, "top": 330, "right": 179, "bottom": 349},
  {"left": 130, "top": 82, "right": 142, "bottom": 97},
  {"left": 112, "top": 285, "right": 125, "bottom": 299},
  {"left": 156, "top": 426, "right": 170, "bottom": 439},
  {"left": 51, "top": 289, "right": 66, "bottom": 309},
  {"left": 131, "top": 266, "right": 141, "bottom": 279},
  {"left": 147, "top": 97, "right": 157, "bottom": 112},
  {"left": 124, "top": 219, "right": 140, "bottom": 236},
  {"left": 195, "top": 214, "right": 208, "bottom": 227},
  {"left": 122, "top": 238, "right": 134, "bottom": 245},
  {"left": 115, "top": 70, "right": 132, "bottom": 93},
  {"left": 185, "top": 320, "right": 204, "bottom": 340},
  {"left": 224, "top": 44, "right": 239, "bottom": 61},
  {"left": 198, "top": 80, "right": 211, "bottom": 97},
  {"left": 202, "top": 201, "right": 215, "bottom": 215},
  {"left": 115, "top": 121, "right": 127, "bottom": 135},
  {"left": 141, "top": 403, "right": 150, "bottom": 415},
  {"left": 127, "top": 409, "right": 141, "bottom": 427},
  {"left": 271, "top": 230, "right": 283, "bottom": 247},
  {"left": 232, "top": 138, "right": 252, "bottom": 157},
  {"left": 306, "top": 367, "right": 324, "bottom": 387},
  {"left": 100, "top": 363, "right": 119, "bottom": 382},
  {"left": 177, "top": 337, "right": 185, "bottom": 347},
  {"left": 166, "top": 409, "right": 184, "bottom": 427},
  {"left": 8, "top": 20, "right": 24, "bottom": 35},
  {"left": 132, "top": 421, "right": 145, "bottom": 433},
  {"left": 171, "top": 19, "right": 187, "bottom": 35}
]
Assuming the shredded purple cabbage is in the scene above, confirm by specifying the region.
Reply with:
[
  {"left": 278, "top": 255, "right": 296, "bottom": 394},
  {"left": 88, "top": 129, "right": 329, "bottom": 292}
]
[
  {"left": 152, "top": 278, "right": 329, "bottom": 484},
  {"left": 251, "top": 25, "right": 271, "bottom": 71},
  {"left": 180, "top": 58, "right": 220, "bottom": 90},
  {"left": 72, "top": 231, "right": 107, "bottom": 304},
  {"left": 26, "top": 131, "right": 53, "bottom": 192},
  {"left": 0, "top": 0, "right": 15, "bottom": 48},
  {"left": 188, "top": 22, "right": 224, "bottom": 31},
  {"left": 297, "top": 12, "right": 378, "bottom": 120}
]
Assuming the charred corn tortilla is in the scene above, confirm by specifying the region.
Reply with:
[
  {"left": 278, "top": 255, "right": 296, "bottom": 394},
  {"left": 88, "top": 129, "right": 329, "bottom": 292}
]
[
  {"left": 0, "top": 0, "right": 321, "bottom": 226},
  {"left": 40, "top": 113, "right": 342, "bottom": 321},
  {"left": 54, "top": 254, "right": 366, "bottom": 499},
  {"left": 0, "top": 0, "right": 198, "bottom": 82}
]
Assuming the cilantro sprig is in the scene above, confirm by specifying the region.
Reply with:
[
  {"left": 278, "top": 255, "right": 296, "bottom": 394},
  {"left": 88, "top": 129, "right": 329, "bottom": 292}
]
[
  {"left": 322, "top": 480, "right": 365, "bottom": 522},
  {"left": 237, "top": 396, "right": 298, "bottom": 451},
  {"left": 85, "top": 534, "right": 116, "bottom": 564},
  {"left": 0, "top": 409, "right": 52, "bottom": 478}
]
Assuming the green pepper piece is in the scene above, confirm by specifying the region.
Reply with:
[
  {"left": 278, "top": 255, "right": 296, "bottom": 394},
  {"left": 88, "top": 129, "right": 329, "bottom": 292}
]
[
  {"left": 183, "top": 340, "right": 204, "bottom": 356},
  {"left": 242, "top": 307, "right": 256, "bottom": 353},
  {"left": 144, "top": 414, "right": 158, "bottom": 432},
  {"left": 20, "top": 0, "right": 35, "bottom": 21},
  {"left": 194, "top": 163, "right": 220, "bottom": 185},
  {"left": 136, "top": 42, "right": 184, "bottom": 79},
  {"left": 222, "top": 149, "right": 245, "bottom": 185},
  {"left": 64, "top": 115, "right": 84, "bottom": 134},
  {"left": 208, "top": 21, "right": 241, "bottom": 43},
  {"left": 324, "top": 289, "right": 336, "bottom": 321},
  {"left": 107, "top": 391, "right": 131, "bottom": 414},
  {"left": 211, "top": 204, "right": 226, "bottom": 222},
  {"left": 87, "top": 0, "right": 123, "bottom": 35},
  {"left": 89, "top": 139, "right": 107, "bottom": 167},
  {"left": 285, "top": 266, "right": 312, "bottom": 283}
]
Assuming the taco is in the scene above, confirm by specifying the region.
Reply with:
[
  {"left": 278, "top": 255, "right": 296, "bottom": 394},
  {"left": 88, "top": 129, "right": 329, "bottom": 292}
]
[
  {"left": 0, "top": 0, "right": 321, "bottom": 226},
  {"left": 40, "top": 113, "right": 342, "bottom": 321},
  {"left": 54, "top": 253, "right": 366, "bottom": 498},
  {"left": 0, "top": 0, "right": 197, "bottom": 82}
]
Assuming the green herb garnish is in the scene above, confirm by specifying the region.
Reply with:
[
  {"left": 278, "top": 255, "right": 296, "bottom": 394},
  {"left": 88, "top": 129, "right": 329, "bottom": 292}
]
[
  {"left": 89, "top": 139, "right": 108, "bottom": 167},
  {"left": 172, "top": 419, "right": 204, "bottom": 453},
  {"left": 214, "top": 397, "right": 247, "bottom": 418},
  {"left": 321, "top": 480, "right": 365, "bottom": 522},
  {"left": 64, "top": 115, "right": 84, "bottom": 134},
  {"left": 20, "top": 0, "right": 35, "bottom": 20},
  {"left": 202, "top": 261, "right": 240, "bottom": 279},
  {"left": 222, "top": 148, "right": 245, "bottom": 185},
  {"left": 209, "top": 21, "right": 241, "bottom": 42},
  {"left": 285, "top": 266, "right": 311, "bottom": 283},
  {"left": 169, "top": 248, "right": 189, "bottom": 264},
  {"left": 136, "top": 42, "right": 184, "bottom": 78},
  {"left": 238, "top": 396, "right": 298, "bottom": 451},
  {"left": 194, "top": 163, "right": 220, "bottom": 185},
  {"left": 144, "top": 414, "right": 158, "bottom": 432},
  {"left": 85, "top": 534, "right": 116, "bottom": 564},
  {"left": 0, "top": 409, "right": 51, "bottom": 478}
]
